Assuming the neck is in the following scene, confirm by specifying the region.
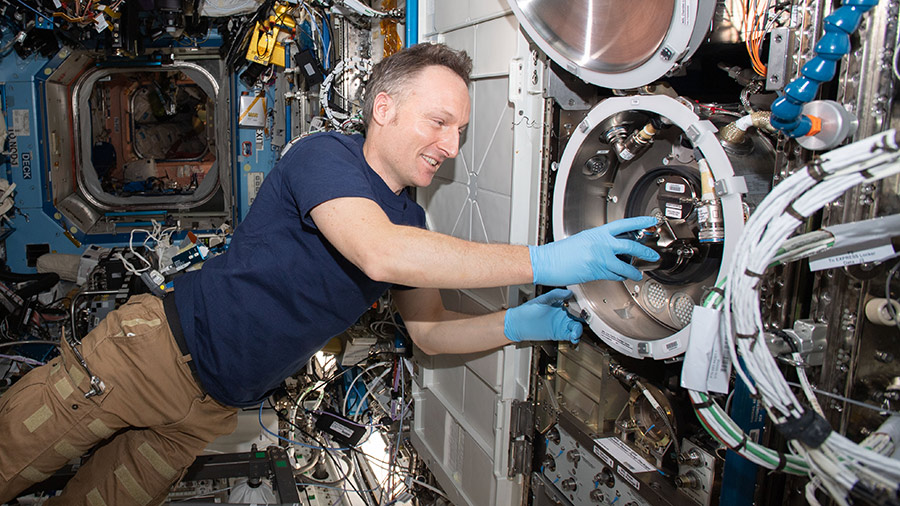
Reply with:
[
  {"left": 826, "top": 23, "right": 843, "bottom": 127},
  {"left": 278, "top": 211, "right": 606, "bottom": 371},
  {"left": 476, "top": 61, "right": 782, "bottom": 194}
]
[{"left": 363, "top": 134, "right": 404, "bottom": 195}]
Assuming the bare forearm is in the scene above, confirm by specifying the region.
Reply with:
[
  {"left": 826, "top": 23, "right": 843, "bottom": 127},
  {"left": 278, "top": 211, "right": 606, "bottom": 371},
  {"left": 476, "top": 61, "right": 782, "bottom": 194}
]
[
  {"left": 366, "top": 225, "right": 533, "bottom": 289},
  {"left": 409, "top": 310, "right": 511, "bottom": 355},
  {"left": 311, "top": 198, "right": 533, "bottom": 289}
]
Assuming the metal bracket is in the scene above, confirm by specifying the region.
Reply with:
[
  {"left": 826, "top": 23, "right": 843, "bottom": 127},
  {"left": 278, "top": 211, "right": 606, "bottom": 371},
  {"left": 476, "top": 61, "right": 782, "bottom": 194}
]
[
  {"left": 508, "top": 400, "right": 535, "bottom": 477},
  {"left": 766, "top": 27, "right": 791, "bottom": 91},
  {"left": 714, "top": 175, "right": 749, "bottom": 197}
]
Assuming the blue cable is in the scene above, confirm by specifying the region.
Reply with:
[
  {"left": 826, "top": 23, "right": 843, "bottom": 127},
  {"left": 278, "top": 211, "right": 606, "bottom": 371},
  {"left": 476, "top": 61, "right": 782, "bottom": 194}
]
[
  {"left": 321, "top": 13, "right": 331, "bottom": 69},
  {"left": 12, "top": 0, "right": 52, "bottom": 23},
  {"left": 770, "top": 0, "right": 878, "bottom": 137}
]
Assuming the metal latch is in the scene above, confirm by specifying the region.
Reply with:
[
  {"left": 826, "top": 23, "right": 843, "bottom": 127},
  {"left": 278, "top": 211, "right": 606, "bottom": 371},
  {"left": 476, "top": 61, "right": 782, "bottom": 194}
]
[{"left": 508, "top": 400, "right": 535, "bottom": 477}]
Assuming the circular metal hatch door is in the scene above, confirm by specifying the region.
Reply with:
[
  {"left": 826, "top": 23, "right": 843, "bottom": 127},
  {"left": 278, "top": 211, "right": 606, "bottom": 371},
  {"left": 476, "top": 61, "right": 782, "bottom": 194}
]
[
  {"left": 552, "top": 95, "right": 747, "bottom": 360},
  {"left": 509, "top": 0, "right": 716, "bottom": 89}
]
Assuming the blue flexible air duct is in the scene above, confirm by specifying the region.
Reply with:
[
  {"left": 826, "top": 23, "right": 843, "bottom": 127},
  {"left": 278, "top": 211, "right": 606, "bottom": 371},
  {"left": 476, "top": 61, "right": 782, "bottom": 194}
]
[{"left": 770, "top": 0, "right": 878, "bottom": 137}]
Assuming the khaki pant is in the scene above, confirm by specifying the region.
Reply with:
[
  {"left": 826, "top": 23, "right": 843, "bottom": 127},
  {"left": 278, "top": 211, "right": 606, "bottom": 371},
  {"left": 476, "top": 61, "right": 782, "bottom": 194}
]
[{"left": 0, "top": 294, "right": 238, "bottom": 505}]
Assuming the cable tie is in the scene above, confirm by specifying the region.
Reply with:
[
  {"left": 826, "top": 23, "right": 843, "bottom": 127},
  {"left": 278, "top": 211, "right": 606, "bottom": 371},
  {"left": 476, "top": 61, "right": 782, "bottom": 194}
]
[
  {"left": 785, "top": 204, "right": 805, "bottom": 222},
  {"left": 707, "top": 287, "right": 725, "bottom": 297},
  {"left": 733, "top": 433, "right": 749, "bottom": 451},
  {"left": 735, "top": 332, "right": 757, "bottom": 340},
  {"left": 806, "top": 160, "right": 827, "bottom": 182},
  {"left": 692, "top": 398, "right": 716, "bottom": 409},
  {"left": 774, "top": 410, "right": 832, "bottom": 449},
  {"left": 859, "top": 167, "right": 876, "bottom": 179},
  {"left": 744, "top": 268, "right": 764, "bottom": 279},
  {"left": 774, "top": 451, "right": 788, "bottom": 472},
  {"left": 871, "top": 135, "right": 900, "bottom": 154},
  {"left": 773, "top": 329, "right": 799, "bottom": 353}
]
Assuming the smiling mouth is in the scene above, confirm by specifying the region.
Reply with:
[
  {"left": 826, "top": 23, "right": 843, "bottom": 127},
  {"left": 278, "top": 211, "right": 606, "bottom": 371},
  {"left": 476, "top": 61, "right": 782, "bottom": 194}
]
[{"left": 422, "top": 155, "right": 440, "bottom": 167}]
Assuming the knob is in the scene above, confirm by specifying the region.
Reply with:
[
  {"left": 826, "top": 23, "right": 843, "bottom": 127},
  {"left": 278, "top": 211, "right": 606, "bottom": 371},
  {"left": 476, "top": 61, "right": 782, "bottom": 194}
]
[
  {"left": 677, "top": 449, "right": 703, "bottom": 467},
  {"left": 561, "top": 478, "right": 577, "bottom": 492},
  {"left": 547, "top": 427, "right": 561, "bottom": 445},
  {"left": 675, "top": 471, "right": 701, "bottom": 489},
  {"left": 566, "top": 449, "right": 581, "bottom": 464},
  {"left": 595, "top": 467, "right": 615, "bottom": 488},
  {"left": 542, "top": 455, "right": 556, "bottom": 472},
  {"left": 589, "top": 489, "right": 605, "bottom": 502}
]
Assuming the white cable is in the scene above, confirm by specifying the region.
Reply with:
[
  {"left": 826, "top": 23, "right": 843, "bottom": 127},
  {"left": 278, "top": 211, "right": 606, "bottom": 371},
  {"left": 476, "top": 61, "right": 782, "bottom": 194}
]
[
  {"left": 406, "top": 477, "right": 450, "bottom": 501},
  {"left": 717, "top": 130, "right": 900, "bottom": 503},
  {"left": 351, "top": 368, "right": 391, "bottom": 421},
  {"left": 320, "top": 57, "right": 372, "bottom": 130}
]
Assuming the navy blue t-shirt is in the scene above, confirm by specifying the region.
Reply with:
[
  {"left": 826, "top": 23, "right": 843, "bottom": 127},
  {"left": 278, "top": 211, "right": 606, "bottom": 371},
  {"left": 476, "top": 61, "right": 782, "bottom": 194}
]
[{"left": 173, "top": 132, "right": 425, "bottom": 407}]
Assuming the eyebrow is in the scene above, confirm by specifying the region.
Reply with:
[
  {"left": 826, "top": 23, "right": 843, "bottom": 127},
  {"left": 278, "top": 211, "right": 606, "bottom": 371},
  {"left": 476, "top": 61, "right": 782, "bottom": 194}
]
[{"left": 432, "top": 107, "right": 467, "bottom": 126}]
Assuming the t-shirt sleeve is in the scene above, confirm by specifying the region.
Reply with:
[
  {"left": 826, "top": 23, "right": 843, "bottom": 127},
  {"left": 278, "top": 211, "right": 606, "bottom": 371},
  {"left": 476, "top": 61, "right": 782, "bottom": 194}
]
[{"left": 282, "top": 135, "right": 376, "bottom": 230}]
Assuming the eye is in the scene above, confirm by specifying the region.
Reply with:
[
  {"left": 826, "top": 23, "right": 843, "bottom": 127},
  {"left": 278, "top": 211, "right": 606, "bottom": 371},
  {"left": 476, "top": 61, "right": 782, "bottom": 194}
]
[{"left": 433, "top": 118, "right": 445, "bottom": 127}]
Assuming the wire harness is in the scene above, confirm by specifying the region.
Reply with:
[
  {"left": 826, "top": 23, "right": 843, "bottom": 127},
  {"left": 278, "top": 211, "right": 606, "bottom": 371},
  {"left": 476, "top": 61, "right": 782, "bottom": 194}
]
[{"left": 693, "top": 129, "right": 900, "bottom": 505}]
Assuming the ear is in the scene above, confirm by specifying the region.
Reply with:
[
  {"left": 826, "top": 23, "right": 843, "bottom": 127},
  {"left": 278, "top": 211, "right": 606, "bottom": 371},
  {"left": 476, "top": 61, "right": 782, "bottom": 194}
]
[{"left": 370, "top": 91, "right": 396, "bottom": 127}]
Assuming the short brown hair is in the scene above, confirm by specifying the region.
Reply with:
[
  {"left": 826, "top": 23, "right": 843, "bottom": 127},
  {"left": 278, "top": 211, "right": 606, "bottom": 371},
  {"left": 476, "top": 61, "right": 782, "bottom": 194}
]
[{"left": 362, "top": 43, "right": 472, "bottom": 128}]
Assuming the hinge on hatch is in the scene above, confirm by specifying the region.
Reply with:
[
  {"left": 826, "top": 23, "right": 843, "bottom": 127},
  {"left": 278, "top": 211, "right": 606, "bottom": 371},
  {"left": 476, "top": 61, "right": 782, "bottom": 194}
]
[{"left": 508, "top": 400, "right": 535, "bottom": 477}]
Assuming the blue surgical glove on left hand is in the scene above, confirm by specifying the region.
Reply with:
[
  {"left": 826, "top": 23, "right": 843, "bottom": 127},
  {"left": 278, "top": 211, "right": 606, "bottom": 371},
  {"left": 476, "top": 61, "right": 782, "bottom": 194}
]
[
  {"left": 529, "top": 216, "right": 661, "bottom": 286},
  {"left": 504, "top": 289, "right": 583, "bottom": 344}
]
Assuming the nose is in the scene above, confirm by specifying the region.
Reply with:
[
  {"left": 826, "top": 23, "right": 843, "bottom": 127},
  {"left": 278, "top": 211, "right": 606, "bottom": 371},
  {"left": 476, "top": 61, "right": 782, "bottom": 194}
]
[{"left": 437, "top": 128, "right": 460, "bottom": 158}]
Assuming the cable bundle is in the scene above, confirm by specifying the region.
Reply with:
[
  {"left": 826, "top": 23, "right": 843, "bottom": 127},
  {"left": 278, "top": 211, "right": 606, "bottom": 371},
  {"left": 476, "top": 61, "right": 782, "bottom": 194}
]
[{"left": 693, "top": 129, "right": 900, "bottom": 505}]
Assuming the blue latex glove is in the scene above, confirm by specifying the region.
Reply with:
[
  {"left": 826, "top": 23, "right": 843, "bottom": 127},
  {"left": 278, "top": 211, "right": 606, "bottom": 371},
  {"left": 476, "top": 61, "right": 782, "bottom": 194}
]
[
  {"left": 504, "top": 289, "right": 583, "bottom": 344},
  {"left": 529, "top": 216, "right": 660, "bottom": 286}
]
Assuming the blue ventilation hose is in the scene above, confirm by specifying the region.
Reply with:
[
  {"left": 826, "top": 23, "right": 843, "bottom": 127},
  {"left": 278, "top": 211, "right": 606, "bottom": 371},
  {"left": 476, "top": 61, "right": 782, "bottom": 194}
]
[{"left": 770, "top": 0, "right": 878, "bottom": 137}]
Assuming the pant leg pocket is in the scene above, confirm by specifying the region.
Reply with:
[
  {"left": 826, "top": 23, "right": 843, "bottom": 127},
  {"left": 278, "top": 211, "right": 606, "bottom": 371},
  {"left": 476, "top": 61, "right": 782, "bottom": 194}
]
[{"left": 0, "top": 356, "right": 112, "bottom": 481}]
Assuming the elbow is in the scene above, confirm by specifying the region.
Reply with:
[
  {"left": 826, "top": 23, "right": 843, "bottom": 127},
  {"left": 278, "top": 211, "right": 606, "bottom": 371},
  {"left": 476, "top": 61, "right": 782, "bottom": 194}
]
[
  {"left": 354, "top": 247, "right": 396, "bottom": 283},
  {"left": 408, "top": 327, "right": 441, "bottom": 355},
  {"left": 416, "top": 343, "right": 441, "bottom": 356}
]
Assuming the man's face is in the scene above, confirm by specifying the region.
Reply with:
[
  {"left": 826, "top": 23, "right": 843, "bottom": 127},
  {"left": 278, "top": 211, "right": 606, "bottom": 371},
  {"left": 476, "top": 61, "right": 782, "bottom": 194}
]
[{"left": 373, "top": 65, "right": 470, "bottom": 191}]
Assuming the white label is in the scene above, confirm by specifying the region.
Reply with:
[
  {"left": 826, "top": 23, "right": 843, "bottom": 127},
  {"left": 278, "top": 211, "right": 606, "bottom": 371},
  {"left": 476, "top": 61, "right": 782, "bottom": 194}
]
[
  {"left": 666, "top": 339, "right": 680, "bottom": 352},
  {"left": 681, "top": 305, "right": 721, "bottom": 392},
  {"left": 247, "top": 172, "right": 264, "bottom": 206},
  {"left": 592, "top": 445, "right": 614, "bottom": 468},
  {"left": 600, "top": 329, "right": 635, "bottom": 352},
  {"left": 328, "top": 421, "right": 354, "bottom": 439},
  {"left": 696, "top": 206, "right": 709, "bottom": 222},
  {"left": 617, "top": 465, "right": 640, "bottom": 490},
  {"left": 707, "top": 323, "right": 732, "bottom": 394},
  {"left": 94, "top": 13, "right": 108, "bottom": 32},
  {"left": 808, "top": 243, "right": 896, "bottom": 272},
  {"left": 255, "top": 129, "right": 265, "bottom": 150},
  {"left": 665, "top": 182, "right": 686, "bottom": 194},
  {"left": 12, "top": 110, "right": 30, "bottom": 136},
  {"left": 665, "top": 207, "right": 683, "bottom": 219},
  {"left": 595, "top": 437, "right": 655, "bottom": 473}
]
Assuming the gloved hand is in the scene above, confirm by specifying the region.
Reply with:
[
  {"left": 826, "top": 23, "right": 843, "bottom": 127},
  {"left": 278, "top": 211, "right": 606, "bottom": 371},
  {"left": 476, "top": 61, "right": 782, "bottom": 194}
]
[
  {"left": 529, "top": 216, "right": 660, "bottom": 286},
  {"left": 504, "top": 289, "right": 583, "bottom": 344}
]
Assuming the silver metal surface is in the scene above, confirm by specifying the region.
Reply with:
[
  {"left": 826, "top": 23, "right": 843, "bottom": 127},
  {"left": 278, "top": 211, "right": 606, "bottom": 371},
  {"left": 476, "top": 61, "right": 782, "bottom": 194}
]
[
  {"left": 818, "top": 0, "right": 900, "bottom": 435},
  {"left": 511, "top": 0, "right": 714, "bottom": 89},
  {"left": 515, "top": 0, "right": 675, "bottom": 74},
  {"left": 555, "top": 112, "right": 714, "bottom": 339},
  {"left": 552, "top": 96, "right": 771, "bottom": 359},
  {"left": 765, "top": 27, "right": 791, "bottom": 91}
]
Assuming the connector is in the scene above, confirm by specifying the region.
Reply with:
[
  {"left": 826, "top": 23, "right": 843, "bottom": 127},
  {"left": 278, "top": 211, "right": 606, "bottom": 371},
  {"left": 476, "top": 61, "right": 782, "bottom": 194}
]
[{"left": 140, "top": 270, "right": 167, "bottom": 297}]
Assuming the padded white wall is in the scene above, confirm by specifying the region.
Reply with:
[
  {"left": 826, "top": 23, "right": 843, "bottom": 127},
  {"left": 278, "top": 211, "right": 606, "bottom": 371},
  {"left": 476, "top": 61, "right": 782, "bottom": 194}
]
[{"left": 411, "top": 1, "right": 544, "bottom": 505}]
